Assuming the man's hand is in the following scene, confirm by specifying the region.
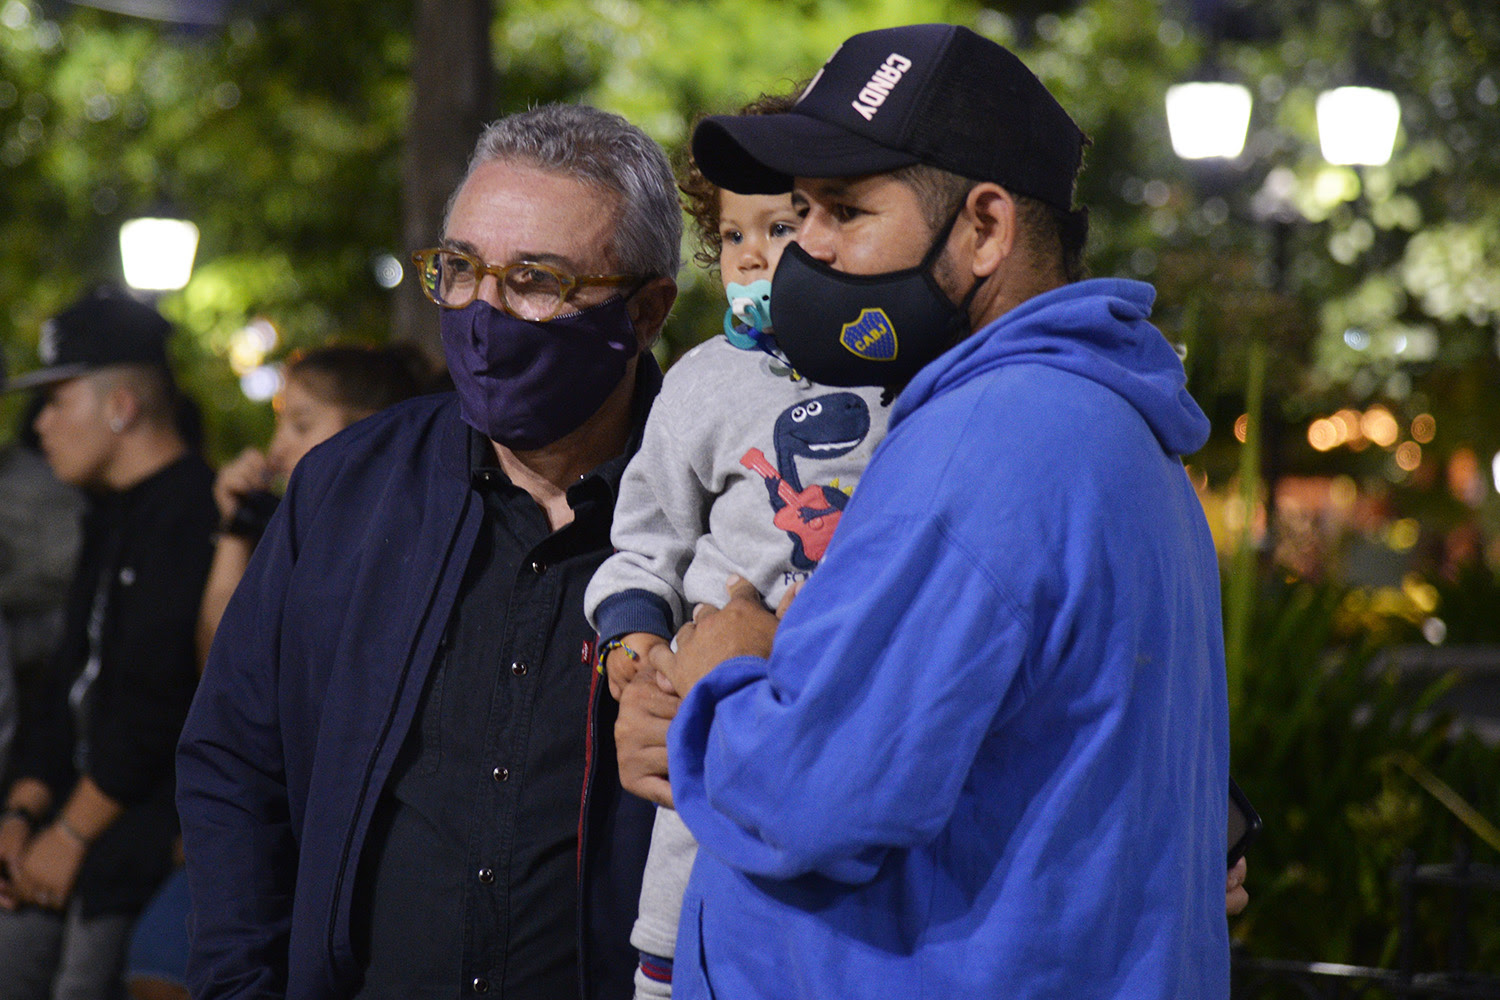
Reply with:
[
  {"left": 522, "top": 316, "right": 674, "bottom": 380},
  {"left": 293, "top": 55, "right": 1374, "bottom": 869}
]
[
  {"left": 652, "top": 576, "right": 779, "bottom": 698},
  {"left": 1226, "top": 857, "right": 1249, "bottom": 916},
  {"left": 616, "top": 668, "right": 680, "bottom": 807},
  {"left": 605, "top": 632, "right": 667, "bottom": 702},
  {"left": 14, "top": 824, "right": 86, "bottom": 911}
]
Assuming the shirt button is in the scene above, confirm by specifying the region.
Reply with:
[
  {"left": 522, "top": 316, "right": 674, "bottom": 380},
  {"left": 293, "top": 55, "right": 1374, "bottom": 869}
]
[
  {"left": 478, "top": 867, "right": 495, "bottom": 884},
  {"left": 472, "top": 977, "right": 490, "bottom": 993},
  {"left": 530, "top": 559, "right": 546, "bottom": 574},
  {"left": 511, "top": 661, "right": 528, "bottom": 677},
  {"left": 492, "top": 766, "right": 509, "bottom": 782}
]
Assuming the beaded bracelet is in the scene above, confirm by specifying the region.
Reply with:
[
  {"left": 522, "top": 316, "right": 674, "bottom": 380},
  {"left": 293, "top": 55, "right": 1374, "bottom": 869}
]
[{"left": 597, "top": 638, "right": 641, "bottom": 675}]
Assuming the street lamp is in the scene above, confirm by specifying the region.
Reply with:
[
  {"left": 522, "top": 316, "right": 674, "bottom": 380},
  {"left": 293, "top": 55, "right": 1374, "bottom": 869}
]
[
  {"left": 119, "top": 213, "right": 199, "bottom": 292},
  {"left": 1164, "top": 81, "right": 1253, "bottom": 160},
  {"left": 1315, "top": 86, "right": 1401, "bottom": 166},
  {"left": 1164, "top": 77, "right": 1401, "bottom": 168}
]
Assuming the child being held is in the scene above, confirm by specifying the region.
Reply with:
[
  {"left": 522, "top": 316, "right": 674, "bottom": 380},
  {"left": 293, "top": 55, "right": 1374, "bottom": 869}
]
[{"left": 583, "top": 93, "right": 891, "bottom": 998}]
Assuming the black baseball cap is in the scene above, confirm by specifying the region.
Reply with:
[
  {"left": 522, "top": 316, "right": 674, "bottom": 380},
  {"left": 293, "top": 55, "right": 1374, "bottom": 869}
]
[
  {"left": 7, "top": 286, "right": 173, "bottom": 391},
  {"left": 692, "top": 23, "right": 1087, "bottom": 210}
]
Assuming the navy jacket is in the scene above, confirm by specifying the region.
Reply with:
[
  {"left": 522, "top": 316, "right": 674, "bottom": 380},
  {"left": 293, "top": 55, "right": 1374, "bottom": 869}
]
[{"left": 177, "top": 380, "right": 658, "bottom": 1000}]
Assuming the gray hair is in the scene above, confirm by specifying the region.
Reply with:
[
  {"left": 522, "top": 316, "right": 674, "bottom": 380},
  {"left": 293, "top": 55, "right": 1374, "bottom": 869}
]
[{"left": 449, "top": 104, "right": 681, "bottom": 280}]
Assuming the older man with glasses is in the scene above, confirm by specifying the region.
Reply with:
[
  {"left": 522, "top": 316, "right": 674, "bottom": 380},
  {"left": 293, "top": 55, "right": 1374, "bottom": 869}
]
[{"left": 177, "top": 104, "right": 678, "bottom": 1000}]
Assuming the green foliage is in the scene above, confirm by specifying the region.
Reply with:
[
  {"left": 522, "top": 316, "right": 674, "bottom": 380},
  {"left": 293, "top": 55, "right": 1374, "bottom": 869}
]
[
  {"left": 0, "top": 2, "right": 410, "bottom": 460},
  {"left": 1230, "top": 573, "right": 1500, "bottom": 972}
]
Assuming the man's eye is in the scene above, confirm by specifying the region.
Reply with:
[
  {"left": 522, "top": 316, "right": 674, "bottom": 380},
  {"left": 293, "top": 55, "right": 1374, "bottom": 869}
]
[
  {"left": 832, "top": 204, "right": 862, "bottom": 223},
  {"left": 444, "top": 255, "right": 475, "bottom": 276},
  {"left": 506, "top": 267, "right": 565, "bottom": 305},
  {"left": 511, "top": 266, "right": 557, "bottom": 288}
]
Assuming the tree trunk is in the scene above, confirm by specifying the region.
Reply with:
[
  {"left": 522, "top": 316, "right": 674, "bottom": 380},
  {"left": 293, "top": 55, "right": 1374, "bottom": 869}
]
[{"left": 394, "top": 0, "right": 494, "bottom": 367}]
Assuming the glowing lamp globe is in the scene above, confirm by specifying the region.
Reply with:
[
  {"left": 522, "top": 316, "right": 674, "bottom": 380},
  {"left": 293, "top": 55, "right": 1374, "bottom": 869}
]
[
  {"left": 120, "top": 216, "right": 200, "bottom": 292},
  {"left": 1316, "top": 86, "right": 1400, "bottom": 166},
  {"left": 1165, "top": 81, "right": 1253, "bottom": 160}
]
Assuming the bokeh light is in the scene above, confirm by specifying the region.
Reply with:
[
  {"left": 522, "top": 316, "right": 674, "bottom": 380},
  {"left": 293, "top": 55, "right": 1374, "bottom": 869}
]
[
  {"left": 240, "top": 363, "right": 284, "bottom": 402},
  {"left": 1308, "top": 418, "right": 1340, "bottom": 452},
  {"left": 1410, "top": 413, "right": 1436, "bottom": 443},
  {"left": 1361, "top": 406, "right": 1400, "bottom": 448}
]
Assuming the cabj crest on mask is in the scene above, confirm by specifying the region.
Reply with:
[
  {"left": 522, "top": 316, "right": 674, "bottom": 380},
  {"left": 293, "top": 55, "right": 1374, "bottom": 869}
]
[{"left": 839, "top": 308, "right": 898, "bottom": 361}]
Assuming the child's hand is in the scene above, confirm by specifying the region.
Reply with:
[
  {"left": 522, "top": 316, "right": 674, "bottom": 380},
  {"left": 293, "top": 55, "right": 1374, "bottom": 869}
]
[{"left": 606, "top": 632, "right": 667, "bottom": 701}]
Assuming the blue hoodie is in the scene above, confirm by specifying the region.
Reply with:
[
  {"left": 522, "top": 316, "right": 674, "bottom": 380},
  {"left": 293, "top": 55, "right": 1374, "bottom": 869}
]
[{"left": 668, "top": 279, "right": 1230, "bottom": 998}]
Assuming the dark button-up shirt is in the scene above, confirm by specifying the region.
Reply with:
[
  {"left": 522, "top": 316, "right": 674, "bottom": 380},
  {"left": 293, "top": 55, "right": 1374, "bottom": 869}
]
[{"left": 352, "top": 430, "right": 625, "bottom": 999}]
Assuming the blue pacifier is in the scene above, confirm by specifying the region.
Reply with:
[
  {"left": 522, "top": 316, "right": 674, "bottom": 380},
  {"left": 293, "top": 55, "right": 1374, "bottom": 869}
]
[{"left": 723, "top": 279, "right": 775, "bottom": 351}]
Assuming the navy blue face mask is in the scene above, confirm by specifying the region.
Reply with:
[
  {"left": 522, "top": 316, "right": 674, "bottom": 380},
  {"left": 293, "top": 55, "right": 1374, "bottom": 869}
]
[
  {"left": 441, "top": 295, "right": 640, "bottom": 450},
  {"left": 767, "top": 211, "right": 978, "bottom": 389}
]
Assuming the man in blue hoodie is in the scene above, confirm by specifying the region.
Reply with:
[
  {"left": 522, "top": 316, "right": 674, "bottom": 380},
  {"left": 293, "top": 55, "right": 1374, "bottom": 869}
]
[{"left": 624, "top": 23, "right": 1231, "bottom": 999}]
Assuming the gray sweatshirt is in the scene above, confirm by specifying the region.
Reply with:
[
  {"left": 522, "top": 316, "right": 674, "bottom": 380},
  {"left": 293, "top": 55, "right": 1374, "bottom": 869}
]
[{"left": 585, "top": 335, "right": 890, "bottom": 641}]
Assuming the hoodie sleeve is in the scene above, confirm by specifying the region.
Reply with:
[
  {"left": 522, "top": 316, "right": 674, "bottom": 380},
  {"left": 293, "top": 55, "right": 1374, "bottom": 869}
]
[
  {"left": 668, "top": 504, "right": 1029, "bottom": 884},
  {"left": 584, "top": 362, "right": 715, "bottom": 640}
]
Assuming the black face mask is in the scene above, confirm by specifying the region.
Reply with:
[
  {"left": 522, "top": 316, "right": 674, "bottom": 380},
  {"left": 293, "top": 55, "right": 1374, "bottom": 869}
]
[{"left": 768, "top": 212, "right": 978, "bottom": 389}]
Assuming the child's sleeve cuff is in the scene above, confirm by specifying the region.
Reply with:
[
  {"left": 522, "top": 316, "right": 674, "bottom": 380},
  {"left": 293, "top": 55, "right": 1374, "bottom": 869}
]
[{"left": 594, "top": 589, "right": 675, "bottom": 645}]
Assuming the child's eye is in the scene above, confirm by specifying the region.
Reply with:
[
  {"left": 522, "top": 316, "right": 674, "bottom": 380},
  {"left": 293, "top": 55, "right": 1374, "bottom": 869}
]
[
  {"left": 770, "top": 222, "right": 798, "bottom": 239},
  {"left": 721, "top": 228, "right": 743, "bottom": 245}
]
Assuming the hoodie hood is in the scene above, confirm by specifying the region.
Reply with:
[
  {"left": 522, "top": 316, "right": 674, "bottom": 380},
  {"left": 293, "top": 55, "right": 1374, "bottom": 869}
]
[{"left": 891, "top": 278, "right": 1209, "bottom": 457}]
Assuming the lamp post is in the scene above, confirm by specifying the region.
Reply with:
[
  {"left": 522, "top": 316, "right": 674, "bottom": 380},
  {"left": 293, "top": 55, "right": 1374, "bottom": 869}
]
[{"left": 119, "top": 213, "right": 199, "bottom": 293}]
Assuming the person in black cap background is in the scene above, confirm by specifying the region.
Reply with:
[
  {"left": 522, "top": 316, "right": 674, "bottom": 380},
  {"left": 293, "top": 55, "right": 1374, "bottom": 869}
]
[
  {"left": 620, "top": 23, "right": 1232, "bottom": 999},
  {"left": 0, "top": 286, "right": 217, "bottom": 1000}
]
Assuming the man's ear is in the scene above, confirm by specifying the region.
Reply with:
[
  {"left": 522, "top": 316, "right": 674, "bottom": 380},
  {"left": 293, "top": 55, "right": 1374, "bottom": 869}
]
[
  {"left": 963, "top": 183, "right": 1017, "bottom": 280},
  {"left": 104, "top": 383, "right": 140, "bottom": 433},
  {"left": 628, "top": 276, "right": 679, "bottom": 352}
]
